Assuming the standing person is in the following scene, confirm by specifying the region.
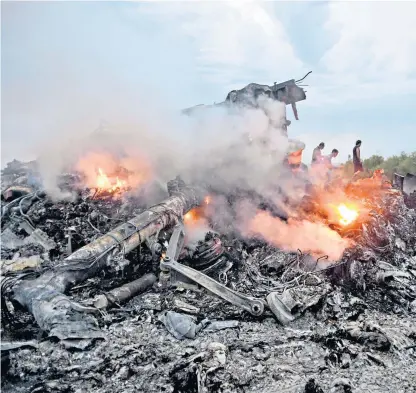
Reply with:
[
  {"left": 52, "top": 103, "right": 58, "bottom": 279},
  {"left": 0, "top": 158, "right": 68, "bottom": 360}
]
[
  {"left": 322, "top": 149, "right": 339, "bottom": 185},
  {"left": 311, "top": 142, "right": 325, "bottom": 165},
  {"left": 353, "top": 140, "right": 363, "bottom": 173},
  {"left": 323, "top": 149, "right": 339, "bottom": 169}
]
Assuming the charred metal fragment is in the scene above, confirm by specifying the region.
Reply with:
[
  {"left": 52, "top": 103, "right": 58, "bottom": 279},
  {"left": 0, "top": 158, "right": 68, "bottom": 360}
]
[
  {"left": 161, "top": 224, "right": 265, "bottom": 316},
  {"left": 2, "top": 185, "right": 34, "bottom": 202},
  {"left": 394, "top": 172, "right": 416, "bottom": 195},
  {"left": 93, "top": 273, "right": 156, "bottom": 309},
  {"left": 266, "top": 292, "right": 296, "bottom": 325},
  {"left": 185, "top": 233, "right": 225, "bottom": 270}
]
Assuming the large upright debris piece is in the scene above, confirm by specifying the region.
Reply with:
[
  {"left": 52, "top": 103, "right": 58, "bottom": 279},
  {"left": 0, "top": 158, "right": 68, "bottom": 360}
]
[
  {"left": 12, "top": 181, "right": 205, "bottom": 341},
  {"left": 182, "top": 72, "right": 311, "bottom": 131}
]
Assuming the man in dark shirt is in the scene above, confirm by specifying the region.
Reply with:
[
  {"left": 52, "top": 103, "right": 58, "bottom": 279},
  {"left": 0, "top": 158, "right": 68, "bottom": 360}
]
[
  {"left": 312, "top": 142, "right": 325, "bottom": 165},
  {"left": 353, "top": 140, "right": 363, "bottom": 173}
]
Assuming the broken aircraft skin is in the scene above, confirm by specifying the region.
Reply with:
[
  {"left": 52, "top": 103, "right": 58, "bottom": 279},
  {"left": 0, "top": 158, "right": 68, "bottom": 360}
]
[
  {"left": 1, "top": 158, "right": 416, "bottom": 393},
  {"left": 393, "top": 172, "right": 416, "bottom": 209}
]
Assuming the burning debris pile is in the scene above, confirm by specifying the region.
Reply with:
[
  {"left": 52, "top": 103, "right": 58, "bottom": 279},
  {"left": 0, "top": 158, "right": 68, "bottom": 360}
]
[
  {"left": 1, "top": 75, "right": 415, "bottom": 392},
  {"left": 1, "top": 152, "right": 415, "bottom": 393}
]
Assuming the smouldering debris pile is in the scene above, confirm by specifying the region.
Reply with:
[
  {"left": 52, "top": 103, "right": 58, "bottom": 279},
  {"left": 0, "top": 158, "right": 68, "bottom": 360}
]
[{"left": 1, "top": 159, "right": 416, "bottom": 393}]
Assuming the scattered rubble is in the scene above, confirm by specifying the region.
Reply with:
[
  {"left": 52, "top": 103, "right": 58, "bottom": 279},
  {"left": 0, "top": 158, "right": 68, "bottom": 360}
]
[{"left": 1, "top": 158, "right": 416, "bottom": 393}]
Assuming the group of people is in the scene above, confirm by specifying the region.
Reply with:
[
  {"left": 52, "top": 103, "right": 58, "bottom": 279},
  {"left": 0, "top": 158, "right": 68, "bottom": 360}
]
[
  {"left": 311, "top": 142, "right": 339, "bottom": 169},
  {"left": 311, "top": 140, "right": 363, "bottom": 174}
]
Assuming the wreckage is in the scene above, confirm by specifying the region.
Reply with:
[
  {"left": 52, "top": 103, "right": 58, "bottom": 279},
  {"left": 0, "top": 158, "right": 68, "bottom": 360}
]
[
  {"left": 2, "top": 77, "right": 416, "bottom": 392},
  {"left": 182, "top": 73, "right": 309, "bottom": 127},
  {"left": 183, "top": 74, "right": 311, "bottom": 172}
]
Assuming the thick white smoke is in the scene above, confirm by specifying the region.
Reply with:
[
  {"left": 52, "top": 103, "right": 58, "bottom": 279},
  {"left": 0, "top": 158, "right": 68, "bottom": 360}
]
[
  {"left": 34, "top": 95, "right": 290, "bottom": 199},
  {"left": 29, "top": 93, "right": 349, "bottom": 260},
  {"left": 244, "top": 209, "right": 351, "bottom": 261}
]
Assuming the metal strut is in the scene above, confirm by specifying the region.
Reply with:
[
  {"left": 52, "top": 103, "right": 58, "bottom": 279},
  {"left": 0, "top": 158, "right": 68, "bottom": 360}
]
[{"left": 160, "top": 224, "right": 265, "bottom": 316}]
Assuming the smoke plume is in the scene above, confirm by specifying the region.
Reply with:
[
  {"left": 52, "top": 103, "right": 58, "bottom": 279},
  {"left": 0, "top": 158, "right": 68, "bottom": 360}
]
[
  {"left": 245, "top": 210, "right": 351, "bottom": 261},
  {"left": 18, "top": 92, "right": 351, "bottom": 260}
]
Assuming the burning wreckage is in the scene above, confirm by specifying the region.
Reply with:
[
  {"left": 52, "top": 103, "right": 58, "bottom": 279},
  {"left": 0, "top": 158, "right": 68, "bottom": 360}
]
[{"left": 1, "top": 75, "right": 416, "bottom": 393}]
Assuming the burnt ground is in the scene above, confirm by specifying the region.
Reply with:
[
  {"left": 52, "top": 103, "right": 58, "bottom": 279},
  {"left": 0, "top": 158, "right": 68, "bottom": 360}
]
[{"left": 1, "top": 161, "right": 416, "bottom": 393}]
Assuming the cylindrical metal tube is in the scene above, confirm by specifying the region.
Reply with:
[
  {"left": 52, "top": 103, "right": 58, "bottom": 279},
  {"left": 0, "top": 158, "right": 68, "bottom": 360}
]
[
  {"left": 65, "top": 186, "right": 204, "bottom": 262},
  {"left": 93, "top": 273, "right": 157, "bottom": 309}
]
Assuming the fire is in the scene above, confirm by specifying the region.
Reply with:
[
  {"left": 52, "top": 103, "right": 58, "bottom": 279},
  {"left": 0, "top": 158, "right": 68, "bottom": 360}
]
[
  {"left": 184, "top": 199, "right": 210, "bottom": 223},
  {"left": 183, "top": 206, "right": 208, "bottom": 226},
  {"left": 96, "top": 168, "right": 111, "bottom": 189},
  {"left": 96, "top": 167, "right": 127, "bottom": 192},
  {"left": 75, "top": 151, "right": 153, "bottom": 199},
  {"left": 184, "top": 210, "right": 195, "bottom": 223},
  {"left": 337, "top": 203, "right": 358, "bottom": 226},
  {"left": 247, "top": 210, "right": 350, "bottom": 261},
  {"left": 183, "top": 207, "right": 210, "bottom": 244},
  {"left": 95, "top": 167, "right": 127, "bottom": 197}
]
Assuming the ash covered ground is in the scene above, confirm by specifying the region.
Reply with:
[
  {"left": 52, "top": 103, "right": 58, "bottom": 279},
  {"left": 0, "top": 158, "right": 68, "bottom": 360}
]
[{"left": 1, "top": 159, "right": 416, "bottom": 393}]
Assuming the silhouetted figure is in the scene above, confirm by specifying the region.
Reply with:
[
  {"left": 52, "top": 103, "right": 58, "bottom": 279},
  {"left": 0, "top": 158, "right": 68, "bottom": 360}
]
[{"left": 353, "top": 140, "right": 363, "bottom": 173}]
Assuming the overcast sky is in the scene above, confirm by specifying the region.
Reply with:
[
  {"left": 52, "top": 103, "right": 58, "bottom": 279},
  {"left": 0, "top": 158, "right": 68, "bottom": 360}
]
[{"left": 2, "top": 1, "right": 416, "bottom": 166}]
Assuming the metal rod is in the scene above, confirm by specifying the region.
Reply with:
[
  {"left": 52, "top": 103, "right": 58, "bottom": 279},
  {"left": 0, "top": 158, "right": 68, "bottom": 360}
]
[{"left": 93, "top": 273, "right": 157, "bottom": 309}]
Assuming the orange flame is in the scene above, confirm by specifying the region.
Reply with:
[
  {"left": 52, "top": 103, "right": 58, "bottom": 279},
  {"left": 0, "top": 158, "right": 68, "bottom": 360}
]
[
  {"left": 75, "top": 151, "right": 152, "bottom": 198},
  {"left": 183, "top": 206, "right": 208, "bottom": 227},
  {"left": 96, "top": 168, "right": 111, "bottom": 189},
  {"left": 95, "top": 167, "right": 127, "bottom": 196},
  {"left": 184, "top": 196, "right": 211, "bottom": 223},
  {"left": 337, "top": 203, "right": 358, "bottom": 226},
  {"left": 184, "top": 210, "right": 195, "bottom": 223}
]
